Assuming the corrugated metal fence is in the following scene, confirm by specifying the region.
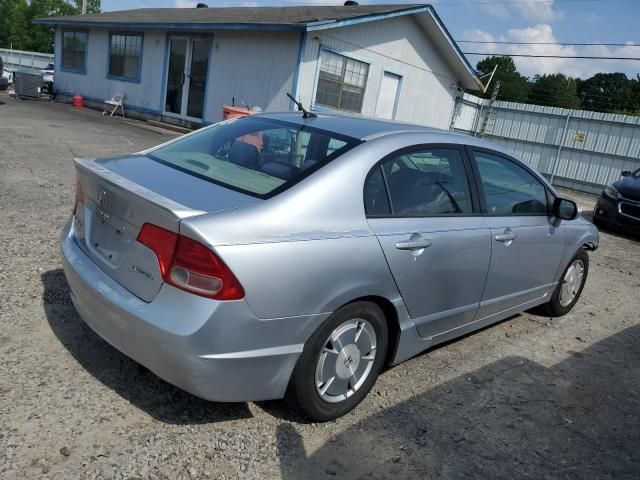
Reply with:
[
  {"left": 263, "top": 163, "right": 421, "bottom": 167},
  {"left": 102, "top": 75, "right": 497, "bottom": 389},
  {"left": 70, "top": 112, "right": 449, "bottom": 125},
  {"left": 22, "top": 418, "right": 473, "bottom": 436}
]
[
  {"left": 451, "top": 92, "right": 640, "bottom": 194},
  {"left": 0, "top": 48, "right": 54, "bottom": 71}
]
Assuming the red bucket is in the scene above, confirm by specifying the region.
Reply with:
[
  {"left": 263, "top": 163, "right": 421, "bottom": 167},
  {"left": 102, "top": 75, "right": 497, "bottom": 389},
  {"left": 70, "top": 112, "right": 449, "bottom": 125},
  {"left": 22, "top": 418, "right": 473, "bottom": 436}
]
[{"left": 72, "top": 94, "right": 84, "bottom": 109}]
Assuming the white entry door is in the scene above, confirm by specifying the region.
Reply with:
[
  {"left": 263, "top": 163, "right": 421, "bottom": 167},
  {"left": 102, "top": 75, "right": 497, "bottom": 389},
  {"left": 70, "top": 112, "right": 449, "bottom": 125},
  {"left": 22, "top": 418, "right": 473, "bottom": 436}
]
[{"left": 375, "top": 72, "right": 401, "bottom": 120}]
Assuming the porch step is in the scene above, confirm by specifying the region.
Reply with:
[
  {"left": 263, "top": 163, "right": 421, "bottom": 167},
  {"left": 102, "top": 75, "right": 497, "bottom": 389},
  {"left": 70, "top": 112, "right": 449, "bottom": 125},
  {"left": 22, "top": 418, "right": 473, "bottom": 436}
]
[
  {"left": 146, "top": 119, "right": 195, "bottom": 135},
  {"left": 119, "top": 118, "right": 182, "bottom": 137}
]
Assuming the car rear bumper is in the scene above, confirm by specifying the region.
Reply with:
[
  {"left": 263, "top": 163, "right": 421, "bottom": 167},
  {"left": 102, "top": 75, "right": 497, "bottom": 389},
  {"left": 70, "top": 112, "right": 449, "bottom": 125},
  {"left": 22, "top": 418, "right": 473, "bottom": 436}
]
[
  {"left": 594, "top": 194, "right": 640, "bottom": 233},
  {"left": 60, "top": 218, "right": 326, "bottom": 402}
]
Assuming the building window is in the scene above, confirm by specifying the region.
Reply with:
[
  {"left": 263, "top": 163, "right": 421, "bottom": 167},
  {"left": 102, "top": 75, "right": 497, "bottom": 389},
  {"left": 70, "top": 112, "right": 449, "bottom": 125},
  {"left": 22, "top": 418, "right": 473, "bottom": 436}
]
[
  {"left": 61, "top": 30, "right": 87, "bottom": 73},
  {"left": 315, "top": 49, "right": 369, "bottom": 113},
  {"left": 108, "top": 33, "right": 143, "bottom": 81}
]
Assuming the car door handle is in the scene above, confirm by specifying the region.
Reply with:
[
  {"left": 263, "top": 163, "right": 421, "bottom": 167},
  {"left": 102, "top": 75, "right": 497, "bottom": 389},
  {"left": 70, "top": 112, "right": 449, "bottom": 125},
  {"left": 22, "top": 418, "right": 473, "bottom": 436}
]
[
  {"left": 395, "top": 239, "right": 432, "bottom": 250},
  {"left": 495, "top": 230, "right": 517, "bottom": 243}
]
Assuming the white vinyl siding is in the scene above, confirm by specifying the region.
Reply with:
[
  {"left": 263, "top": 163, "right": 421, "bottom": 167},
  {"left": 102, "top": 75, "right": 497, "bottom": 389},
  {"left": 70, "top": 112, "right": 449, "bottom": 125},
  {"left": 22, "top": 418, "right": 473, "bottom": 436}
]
[{"left": 298, "top": 15, "right": 459, "bottom": 129}]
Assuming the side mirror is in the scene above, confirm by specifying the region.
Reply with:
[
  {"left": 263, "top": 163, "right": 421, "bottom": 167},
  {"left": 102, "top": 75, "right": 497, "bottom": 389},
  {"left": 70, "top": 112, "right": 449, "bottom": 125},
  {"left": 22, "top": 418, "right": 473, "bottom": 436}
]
[
  {"left": 621, "top": 170, "right": 632, "bottom": 177},
  {"left": 553, "top": 197, "right": 578, "bottom": 221}
]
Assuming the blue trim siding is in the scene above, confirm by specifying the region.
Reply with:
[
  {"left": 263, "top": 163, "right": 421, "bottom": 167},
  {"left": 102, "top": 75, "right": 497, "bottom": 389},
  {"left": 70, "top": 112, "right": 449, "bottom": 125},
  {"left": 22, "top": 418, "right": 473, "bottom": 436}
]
[
  {"left": 426, "top": 6, "right": 479, "bottom": 82},
  {"left": 106, "top": 31, "right": 144, "bottom": 83}
]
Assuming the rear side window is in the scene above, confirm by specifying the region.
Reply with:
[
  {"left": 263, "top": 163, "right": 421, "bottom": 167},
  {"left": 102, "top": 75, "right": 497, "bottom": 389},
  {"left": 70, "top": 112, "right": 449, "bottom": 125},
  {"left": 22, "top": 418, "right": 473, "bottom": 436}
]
[
  {"left": 365, "top": 147, "right": 473, "bottom": 216},
  {"left": 149, "top": 117, "right": 359, "bottom": 198},
  {"left": 472, "top": 151, "right": 549, "bottom": 215}
]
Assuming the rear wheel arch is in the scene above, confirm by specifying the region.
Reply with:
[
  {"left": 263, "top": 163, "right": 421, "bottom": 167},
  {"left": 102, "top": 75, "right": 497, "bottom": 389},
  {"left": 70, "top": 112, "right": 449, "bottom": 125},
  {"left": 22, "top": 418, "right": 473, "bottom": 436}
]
[{"left": 338, "top": 295, "right": 400, "bottom": 366}]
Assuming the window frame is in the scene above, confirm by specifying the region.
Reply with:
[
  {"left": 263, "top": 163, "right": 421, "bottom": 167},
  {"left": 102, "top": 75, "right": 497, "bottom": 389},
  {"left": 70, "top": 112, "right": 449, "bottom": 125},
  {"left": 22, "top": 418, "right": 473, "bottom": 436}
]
[
  {"left": 312, "top": 45, "right": 370, "bottom": 114},
  {"left": 466, "top": 146, "right": 556, "bottom": 217},
  {"left": 363, "top": 144, "right": 482, "bottom": 218},
  {"left": 60, "top": 29, "right": 88, "bottom": 74},
  {"left": 107, "top": 31, "right": 144, "bottom": 83}
]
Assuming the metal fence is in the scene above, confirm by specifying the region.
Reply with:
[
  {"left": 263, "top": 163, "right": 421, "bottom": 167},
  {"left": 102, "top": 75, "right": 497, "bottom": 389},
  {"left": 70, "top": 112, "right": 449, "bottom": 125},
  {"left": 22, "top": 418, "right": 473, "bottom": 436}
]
[
  {"left": 451, "top": 92, "right": 640, "bottom": 194},
  {"left": 0, "top": 48, "right": 54, "bottom": 71}
]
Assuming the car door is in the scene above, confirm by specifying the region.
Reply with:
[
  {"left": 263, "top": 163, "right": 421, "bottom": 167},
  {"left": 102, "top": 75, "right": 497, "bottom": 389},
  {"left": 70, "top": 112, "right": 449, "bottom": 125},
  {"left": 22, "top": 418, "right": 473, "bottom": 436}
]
[
  {"left": 469, "top": 148, "right": 566, "bottom": 320},
  {"left": 365, "top": 145, "right": 492, "bottom": 339}
]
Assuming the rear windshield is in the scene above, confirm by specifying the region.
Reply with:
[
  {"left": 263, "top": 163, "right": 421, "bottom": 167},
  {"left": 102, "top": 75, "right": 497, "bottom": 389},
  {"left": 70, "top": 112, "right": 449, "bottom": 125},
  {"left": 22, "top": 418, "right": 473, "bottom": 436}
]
[{"left": 149, "top": 116, "right": 360, "bottom": 198}]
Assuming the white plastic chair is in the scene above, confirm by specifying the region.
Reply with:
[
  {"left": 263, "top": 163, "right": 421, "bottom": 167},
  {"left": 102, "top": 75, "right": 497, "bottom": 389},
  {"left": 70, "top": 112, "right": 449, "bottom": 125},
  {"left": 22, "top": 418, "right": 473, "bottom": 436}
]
[{"left": 103, "top": 94, "right": 125, "bottom": 117}]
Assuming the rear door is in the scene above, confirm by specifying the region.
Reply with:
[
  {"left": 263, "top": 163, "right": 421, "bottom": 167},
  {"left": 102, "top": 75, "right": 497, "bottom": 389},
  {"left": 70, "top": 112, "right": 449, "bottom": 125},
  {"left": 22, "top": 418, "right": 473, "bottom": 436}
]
[
  {"left": 365, "top": 145, "right": 491, "bottom": 338},
  {"left": 468, "top": 148, "right": 566, "bottom": 320}
]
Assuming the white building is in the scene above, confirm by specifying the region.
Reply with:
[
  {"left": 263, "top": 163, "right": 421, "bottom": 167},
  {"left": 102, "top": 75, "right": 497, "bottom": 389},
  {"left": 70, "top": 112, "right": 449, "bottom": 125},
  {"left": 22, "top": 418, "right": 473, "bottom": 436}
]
[{"left": 36, "top": 4, "right": 481, "bottom": 129}]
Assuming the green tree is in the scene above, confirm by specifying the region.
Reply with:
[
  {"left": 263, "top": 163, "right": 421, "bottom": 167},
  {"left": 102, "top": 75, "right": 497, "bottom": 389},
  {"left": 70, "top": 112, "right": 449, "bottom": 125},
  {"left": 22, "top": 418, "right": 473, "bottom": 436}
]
[
  {"left": 529, "top": 73, "right": 581, "bottom": 109},
  {"left": 0, "top": 0, "right": 13, "bottom": 48},
  {"left": 474, "top": 56, "right": 530, "bottom": 103},
  {"left": 6, "top": 0, "right": 100, "bottom": 52},
  {"left": 578, "top": 72, "right": 639, "bottom": 114},
  {"left": 9, "top": 0, "right": 32, "bottom": 51}
]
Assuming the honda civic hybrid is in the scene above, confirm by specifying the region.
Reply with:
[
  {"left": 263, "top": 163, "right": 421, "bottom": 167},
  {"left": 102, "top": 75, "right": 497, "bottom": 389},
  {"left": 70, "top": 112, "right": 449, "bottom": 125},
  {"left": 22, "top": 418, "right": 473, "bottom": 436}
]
[{"left": 61, "top": 112, "right": 598, "bottom": 420}]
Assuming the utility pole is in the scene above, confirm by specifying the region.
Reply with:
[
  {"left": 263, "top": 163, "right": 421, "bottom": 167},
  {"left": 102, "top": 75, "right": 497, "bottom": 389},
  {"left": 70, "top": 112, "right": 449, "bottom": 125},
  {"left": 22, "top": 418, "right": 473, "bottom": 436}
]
[{"left": 82, "top": 0, "right": 87, "bottom": 14}]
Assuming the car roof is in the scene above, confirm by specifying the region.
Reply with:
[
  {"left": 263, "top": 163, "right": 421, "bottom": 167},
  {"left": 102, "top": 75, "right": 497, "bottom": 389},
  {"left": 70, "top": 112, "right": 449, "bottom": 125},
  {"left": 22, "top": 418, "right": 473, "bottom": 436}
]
[
  {"left": 251, "top": 112, "right": 546, "bottom": 182},
  {"left": 254, "top": 111, "right": 472, "bottom": 142}
]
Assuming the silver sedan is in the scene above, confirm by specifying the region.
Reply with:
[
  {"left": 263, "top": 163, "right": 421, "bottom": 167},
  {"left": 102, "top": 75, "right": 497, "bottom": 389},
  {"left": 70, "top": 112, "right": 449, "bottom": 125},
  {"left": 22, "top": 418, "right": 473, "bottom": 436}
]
[{"left": 61, "top": 112, "right": 598, "bottom": 421}]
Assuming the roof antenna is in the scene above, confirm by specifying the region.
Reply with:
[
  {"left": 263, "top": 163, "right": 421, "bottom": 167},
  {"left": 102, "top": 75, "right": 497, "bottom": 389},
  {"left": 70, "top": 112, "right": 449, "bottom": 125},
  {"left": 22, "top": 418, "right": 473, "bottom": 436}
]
[{"left": 286, "top": 93, "right": 317, "bottom": 119}]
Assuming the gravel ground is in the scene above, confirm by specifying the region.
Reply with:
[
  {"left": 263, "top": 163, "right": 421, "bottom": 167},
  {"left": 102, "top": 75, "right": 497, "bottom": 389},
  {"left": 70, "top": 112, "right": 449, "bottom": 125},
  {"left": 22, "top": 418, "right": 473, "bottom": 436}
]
[{"left": 1, "top": 94, "right": 639, "bottom": 480}]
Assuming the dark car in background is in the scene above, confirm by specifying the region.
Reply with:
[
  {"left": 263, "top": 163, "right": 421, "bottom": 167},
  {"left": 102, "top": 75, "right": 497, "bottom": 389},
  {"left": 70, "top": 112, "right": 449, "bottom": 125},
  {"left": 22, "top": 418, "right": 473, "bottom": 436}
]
[{"left": 594, "top": 168, "right": 640, "bottom": 234}]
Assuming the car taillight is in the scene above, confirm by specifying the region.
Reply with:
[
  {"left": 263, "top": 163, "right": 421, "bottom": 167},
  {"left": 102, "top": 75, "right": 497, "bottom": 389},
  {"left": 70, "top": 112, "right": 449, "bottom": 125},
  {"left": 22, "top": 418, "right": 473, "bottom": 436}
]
[
  {"left": 137, "top": 223, "right": 244, "bottom": 300},
  {"left": 137, "top": 223, "right": 178, "bottom": 277},
  {"left": 74, "top": 179, "right": 84, "bottom": 212}
]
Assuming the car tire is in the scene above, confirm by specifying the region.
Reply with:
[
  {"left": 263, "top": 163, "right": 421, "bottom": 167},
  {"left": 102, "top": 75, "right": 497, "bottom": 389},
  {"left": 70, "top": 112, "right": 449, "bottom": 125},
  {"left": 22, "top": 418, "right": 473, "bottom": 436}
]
[
  {"left": 286, "top": 301, "right": 388, "bottom": 422},
  {"left": 538, "top": 250, "right": 589, "bottom": 317}
]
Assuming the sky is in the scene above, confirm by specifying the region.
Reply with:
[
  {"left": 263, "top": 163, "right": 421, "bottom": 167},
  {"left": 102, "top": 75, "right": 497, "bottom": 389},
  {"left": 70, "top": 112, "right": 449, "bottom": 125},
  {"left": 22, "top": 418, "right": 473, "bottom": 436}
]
[{"left": 101, "top": 0, "right": 640, "bottom": 79}]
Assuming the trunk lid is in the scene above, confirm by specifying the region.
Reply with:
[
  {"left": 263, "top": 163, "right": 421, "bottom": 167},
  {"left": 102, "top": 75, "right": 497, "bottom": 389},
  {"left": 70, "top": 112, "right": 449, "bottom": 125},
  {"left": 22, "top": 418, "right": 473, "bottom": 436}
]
[{"left": 73, "top": 156, "right": 259, "bottom": 302}]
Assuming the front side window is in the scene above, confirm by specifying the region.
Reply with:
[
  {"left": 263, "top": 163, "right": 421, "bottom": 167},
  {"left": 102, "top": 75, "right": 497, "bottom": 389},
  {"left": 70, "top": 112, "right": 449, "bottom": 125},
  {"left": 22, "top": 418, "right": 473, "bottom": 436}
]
[
  {"left": 148, "top": 117, "right": 359, "bottom": 198},
  {"left": 62, "top": 30, "right": 87, "bottom": 72},
  {"left": 109, "top": 33, "right": 143, "bottom": 81},
  {"left": 315, "top": 50, "right": 369, "bottom": 113},
  {"left": 473, "top": 151, "right": 549, "bottom": 215},
  {"left": 364, "top": 147, "right": 473, "bottom": 216}
]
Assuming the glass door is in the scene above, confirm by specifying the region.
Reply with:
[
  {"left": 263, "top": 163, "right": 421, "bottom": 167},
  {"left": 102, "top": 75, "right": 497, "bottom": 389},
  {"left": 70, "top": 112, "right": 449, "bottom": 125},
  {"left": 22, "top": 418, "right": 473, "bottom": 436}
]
[
  {"left": 165, "top": 37, "right": 188, "bottom": 116},
  {"left": 164, "top": 36, "right": 210, "bottom": 120},
  {"left": 186, "top": 39, "right": 209, "bottom": 119}
]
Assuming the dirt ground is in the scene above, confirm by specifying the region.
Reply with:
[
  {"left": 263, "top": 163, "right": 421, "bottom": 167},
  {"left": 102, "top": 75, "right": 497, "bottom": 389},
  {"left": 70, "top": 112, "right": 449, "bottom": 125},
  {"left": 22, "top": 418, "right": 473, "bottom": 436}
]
[{"left": 1, "top": 94, "right": 639, "bottom": 480}]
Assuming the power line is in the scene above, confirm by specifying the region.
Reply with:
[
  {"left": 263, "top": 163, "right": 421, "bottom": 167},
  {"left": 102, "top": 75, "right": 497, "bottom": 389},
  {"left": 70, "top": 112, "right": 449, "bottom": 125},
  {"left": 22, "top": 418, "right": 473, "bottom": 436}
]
[
  {"left": 463, "top": 52, "right": 640, "bottom": 60},
  {"left": 457, "top": 41, "right": 640, "bottom": 47}
]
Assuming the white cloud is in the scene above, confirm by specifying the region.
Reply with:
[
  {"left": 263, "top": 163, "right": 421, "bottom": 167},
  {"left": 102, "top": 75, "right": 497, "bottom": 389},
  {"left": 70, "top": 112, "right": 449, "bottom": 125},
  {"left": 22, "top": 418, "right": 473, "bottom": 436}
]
[
  {"left": 477, "top": 3, "right": 511, "bottom": 19},
  {"left": 175, "top": 0, "right": 196, "bottom": 7},
  {"left": 473, "top": 0, "right": 562, "bottom": 22},
  {"left": 513, "top": 1, "right": 564, "bottom": 22},
  {"left": 462, "top": 24, "right": 639, "bottom": 79}
]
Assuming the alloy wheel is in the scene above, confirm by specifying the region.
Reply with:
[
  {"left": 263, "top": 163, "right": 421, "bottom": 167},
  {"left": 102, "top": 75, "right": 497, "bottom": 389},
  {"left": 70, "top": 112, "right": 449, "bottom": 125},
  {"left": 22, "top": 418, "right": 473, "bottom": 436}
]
[{"left": 314, "top": 318, "right": 377, "bottom": 403}]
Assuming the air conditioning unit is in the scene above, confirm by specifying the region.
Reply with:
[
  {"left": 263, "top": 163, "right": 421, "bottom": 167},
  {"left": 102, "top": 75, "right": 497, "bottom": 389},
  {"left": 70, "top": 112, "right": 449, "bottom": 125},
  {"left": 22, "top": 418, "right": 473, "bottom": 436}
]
[{"left": 14, "top": 70, "right": 43, "bottom": 99}]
